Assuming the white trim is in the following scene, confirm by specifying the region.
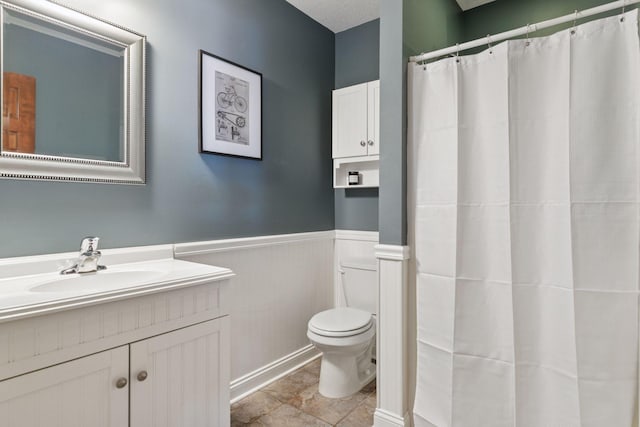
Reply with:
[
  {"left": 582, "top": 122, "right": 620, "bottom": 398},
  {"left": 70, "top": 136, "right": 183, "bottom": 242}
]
[
  {"left": 335, "top": 229, "right": 379, "bottom": 242},
  {"left": 230, "top": 345, "right": 320, "bottom": 403},
  {"left": 374, "top": 409, "right": 411, "bottom": 427},
  {"left": 375, "top": 244, "right": 410, "bottom": 261},
  {"left": 376, "top": 244, "right": 410, "bottom": 427},
  {"left": 410, "top": 0, "right": 640, "bottom": 62},
  {"left": 174, "top": 230, "right": 335, "bottom": 256}
]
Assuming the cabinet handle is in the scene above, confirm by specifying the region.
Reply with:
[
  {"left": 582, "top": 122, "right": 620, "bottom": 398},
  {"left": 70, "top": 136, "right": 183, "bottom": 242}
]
[
  {"left": 137, "top": 370, "right": 148, "bottom": 382},
  {"left": 368, "top": 140, "right": 374, "bottom": 146},
  {"left": 115, "top": 377, "right": 128, "bottom": 389},
  {"left": 360, "top": 140, "right": 366, "bottom": 147}
]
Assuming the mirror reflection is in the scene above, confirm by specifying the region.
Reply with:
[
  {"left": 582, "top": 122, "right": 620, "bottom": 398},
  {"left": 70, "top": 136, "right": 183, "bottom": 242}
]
[{"left": 2, "top": 7, "right": 125, "bottom": 162}]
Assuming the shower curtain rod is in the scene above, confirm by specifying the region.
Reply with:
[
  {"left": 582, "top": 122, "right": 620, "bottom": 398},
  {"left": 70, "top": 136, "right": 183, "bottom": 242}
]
[{"left": 409, "top": 0, "right": 640, "bottom": 63}]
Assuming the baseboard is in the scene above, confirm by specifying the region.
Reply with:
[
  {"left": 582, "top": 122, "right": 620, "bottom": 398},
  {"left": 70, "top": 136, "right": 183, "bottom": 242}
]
[
  {"left": 374, "top": 409, "right": 411, "bottom": 427},
  {"left": 230, "top": 344, "right": 321, "bottom": 403}
]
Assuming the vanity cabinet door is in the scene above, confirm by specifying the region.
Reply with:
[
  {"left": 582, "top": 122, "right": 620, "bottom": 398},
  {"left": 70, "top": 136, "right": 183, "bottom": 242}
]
[
  {"left": 0, "top": 346, "right": 129, "bottom": 427},
  {"left": 130, "top": 317, "right": 230, "bottom": 427}
]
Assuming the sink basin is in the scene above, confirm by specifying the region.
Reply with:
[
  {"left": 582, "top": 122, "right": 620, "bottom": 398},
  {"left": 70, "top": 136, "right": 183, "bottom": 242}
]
[
  {"left": 0, "top": 254, "right": 234, "bottom": 323},
  {"left": 30, "top": 270, "right": 166, "bottom": 293}
]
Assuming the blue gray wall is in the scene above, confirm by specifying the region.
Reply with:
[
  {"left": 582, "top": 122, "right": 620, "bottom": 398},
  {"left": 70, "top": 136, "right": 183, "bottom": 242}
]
[
  {"left": 335, "top": 19, "right": 380, "bottom": 88},
  {"left": 4, "top": 25, "right": 122, "bottom": 161},
  {"left": 0, "top": 0, "right": 335, "bottom": 258},
  {"left": 334, "top": 19, "right": 379, "bottom": 232}
]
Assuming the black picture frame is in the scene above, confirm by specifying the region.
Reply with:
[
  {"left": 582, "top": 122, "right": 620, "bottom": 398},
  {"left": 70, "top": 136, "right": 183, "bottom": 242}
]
[{"left": 199, "top": 50, "right": 262, "bottom": 160}]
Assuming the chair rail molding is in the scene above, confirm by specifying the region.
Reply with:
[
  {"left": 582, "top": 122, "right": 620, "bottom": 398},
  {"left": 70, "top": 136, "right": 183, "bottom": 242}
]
[{"left": 375, "top": 243, "right": 410, "bottom": 427}]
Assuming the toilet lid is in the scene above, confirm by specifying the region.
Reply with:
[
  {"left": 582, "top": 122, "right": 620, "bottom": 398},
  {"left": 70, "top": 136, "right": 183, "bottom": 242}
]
[{"left": 308, "top": 307, "right": 373, "bottom": 337}]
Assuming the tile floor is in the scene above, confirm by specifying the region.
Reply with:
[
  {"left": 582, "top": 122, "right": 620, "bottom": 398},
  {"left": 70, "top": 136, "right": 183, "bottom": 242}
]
[{"left": 231, "top": 358, "right": 376, "bottom": 426}]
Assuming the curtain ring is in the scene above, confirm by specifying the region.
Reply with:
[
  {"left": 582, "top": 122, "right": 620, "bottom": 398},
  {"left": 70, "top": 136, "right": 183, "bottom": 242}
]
[
  {"left": 571, "top": 10, "right": 579, "bottom": 35},
  {"left": 486, "top": 34, "right": 493, "bottom": 54},
  {"left": 455, "top": 43, "right": 460, "bottom": 63},
  {"left": 525, "top": 24, "right": 531, "bottom": 46},
  {"left": 418, "top": 54, "right": 426, "bottom": 70},
  {"left": 621, "top": 0, "right": 627, "bottom": 22}
]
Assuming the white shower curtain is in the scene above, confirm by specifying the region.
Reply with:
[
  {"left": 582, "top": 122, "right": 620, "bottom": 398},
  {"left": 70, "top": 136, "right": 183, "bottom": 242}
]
[{"left": 410, "top": 10, "right": 640, "bottom": 427}]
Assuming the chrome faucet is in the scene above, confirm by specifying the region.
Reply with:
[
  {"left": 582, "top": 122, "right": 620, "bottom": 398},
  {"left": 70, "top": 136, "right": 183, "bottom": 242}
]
[{"left": 60, "top": 236, "right": 107, "bottom": 275}]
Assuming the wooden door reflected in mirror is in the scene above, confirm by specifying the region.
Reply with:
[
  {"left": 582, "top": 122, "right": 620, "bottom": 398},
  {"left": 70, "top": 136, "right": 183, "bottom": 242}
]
[{"left": 2, "top": 72, "right": 35, "bottom": 154}]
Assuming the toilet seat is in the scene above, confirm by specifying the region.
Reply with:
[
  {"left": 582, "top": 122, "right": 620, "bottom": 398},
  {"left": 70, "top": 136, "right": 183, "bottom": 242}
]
[{"left": 308, "top": 307, "right": 373, "bottom": 338}]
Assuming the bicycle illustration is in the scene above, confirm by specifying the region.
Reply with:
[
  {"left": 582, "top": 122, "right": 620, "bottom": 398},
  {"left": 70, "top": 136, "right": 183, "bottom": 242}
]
[
  {"left": 217, "top": 85, "right": 247, "bottom": 113},
  {"left": 217, "top": 110, "right": 246, "bottom": 128}
]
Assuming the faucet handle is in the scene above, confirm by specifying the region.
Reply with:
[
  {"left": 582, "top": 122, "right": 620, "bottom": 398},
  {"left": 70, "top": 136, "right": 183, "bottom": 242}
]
[{"left": 80, "top": 236, "right": 100, "bottom": 254}]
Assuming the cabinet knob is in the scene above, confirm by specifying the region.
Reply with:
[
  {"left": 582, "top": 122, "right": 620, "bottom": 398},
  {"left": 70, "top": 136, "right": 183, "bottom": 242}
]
[
  {"left": 360, "top": 140, "right": 366, "bottom": 147},
  {"left": 137, "top": 370, "right": 148, "bottom": 382},
  {"left": 115, "top": 377, "right": 128, "bottom": 389},
  {"left": 368, "top": 140, "right": 374, "bottom": 146}
]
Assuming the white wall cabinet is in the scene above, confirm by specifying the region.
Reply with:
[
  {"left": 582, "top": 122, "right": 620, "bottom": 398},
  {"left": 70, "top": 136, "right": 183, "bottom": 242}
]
[
  {"left": 0, "top": 275, "right": 231, "bottom": 427},
  {"left": 332, "top": 80, "right": 380, "bottom": 158},
  {"left": 332, "top": 80, "right": 380, "bottom": 188}
]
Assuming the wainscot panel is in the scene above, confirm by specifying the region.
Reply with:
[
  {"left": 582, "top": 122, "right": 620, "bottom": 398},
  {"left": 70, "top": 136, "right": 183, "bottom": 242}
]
[{"left": 174, "top": 231, "right": 334, "bottom": 401}]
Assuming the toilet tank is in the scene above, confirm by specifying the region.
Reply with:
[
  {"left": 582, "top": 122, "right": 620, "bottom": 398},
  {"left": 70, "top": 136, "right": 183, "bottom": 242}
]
[{"left": 340, "top": 258, "right": 377, "bottom": 315}]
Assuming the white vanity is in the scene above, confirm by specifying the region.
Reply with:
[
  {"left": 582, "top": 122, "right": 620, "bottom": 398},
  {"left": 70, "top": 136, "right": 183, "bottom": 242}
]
[{"left": 0, "top": 245, "right": 233, "bottom": 427}]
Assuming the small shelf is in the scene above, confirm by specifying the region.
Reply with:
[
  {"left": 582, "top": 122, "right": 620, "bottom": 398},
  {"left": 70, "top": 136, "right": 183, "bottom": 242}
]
[{"left": 333, "top": 155, "right": 379, "bottom": 189}]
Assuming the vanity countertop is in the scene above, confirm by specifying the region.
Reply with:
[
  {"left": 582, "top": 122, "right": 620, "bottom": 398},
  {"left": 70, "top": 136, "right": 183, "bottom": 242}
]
[{"left": 0, "top": 245, "right": 234, "bottom": 323}]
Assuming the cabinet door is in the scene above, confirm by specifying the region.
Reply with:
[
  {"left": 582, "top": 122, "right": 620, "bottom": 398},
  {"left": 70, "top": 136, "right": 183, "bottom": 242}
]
[
  {"left": 130, "top": 317, "right": 230, "bottom": 427},
  {"left": 0, "top": 346, "right": 129, "bottom": 427},
  {"left": 367, "top": 80, "right": 380, "bottom": 156},
  {"left": 333, "top": 83, "right": 368, "bottom": 158}
]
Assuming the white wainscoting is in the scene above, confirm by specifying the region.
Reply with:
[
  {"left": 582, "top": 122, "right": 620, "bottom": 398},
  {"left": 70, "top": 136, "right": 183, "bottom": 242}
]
[
  {"left": 374, "top": 244, "right": 410, "bottom": 427},
  {"left": 334, "top": 230, "right": 379, "bottom": 307},
  {"left": 174, "top": 231, "right": 335, "bottom": 402}
]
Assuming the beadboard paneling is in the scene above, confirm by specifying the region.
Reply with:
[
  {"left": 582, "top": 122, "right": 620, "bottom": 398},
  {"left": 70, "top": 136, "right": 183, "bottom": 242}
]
[
  {"left": 0, "top": 282, "right": 228, "bottom": 381},
  {"left": 175, "top": 231, "right": 334, "bottom": 384},
  {"left": 334, "top": 230, "right": 378, "bottom": 307}
]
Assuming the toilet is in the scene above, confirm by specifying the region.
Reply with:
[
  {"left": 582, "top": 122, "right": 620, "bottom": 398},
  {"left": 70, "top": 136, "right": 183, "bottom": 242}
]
[{"left": 307, "top": 258, "right": 377, "bottom": 398}]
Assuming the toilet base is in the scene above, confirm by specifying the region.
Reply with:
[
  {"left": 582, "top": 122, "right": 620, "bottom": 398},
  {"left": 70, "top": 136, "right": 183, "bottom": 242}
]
[{"left": 318, "top": 344, "right": 376, "bottom": 399}]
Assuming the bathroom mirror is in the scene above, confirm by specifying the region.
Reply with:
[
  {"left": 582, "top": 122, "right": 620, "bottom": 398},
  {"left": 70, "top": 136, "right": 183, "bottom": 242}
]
[{"left": 0, "top": 0, "right": 146, "bottom": 184}]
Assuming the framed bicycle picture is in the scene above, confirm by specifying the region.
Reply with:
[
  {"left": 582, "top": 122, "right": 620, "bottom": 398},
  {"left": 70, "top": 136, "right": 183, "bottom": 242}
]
[{"left": 199, "top": 50, "right": 262, "bottom": 160}]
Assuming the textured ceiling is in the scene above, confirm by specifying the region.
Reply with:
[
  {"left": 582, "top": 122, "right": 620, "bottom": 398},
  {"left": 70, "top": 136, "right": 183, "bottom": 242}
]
[
  {"left": 285, "top": 0, "right": 380, "bottom": 33},
  {"left": 286, "top": 0, "right": 497, "bottom": 33}
]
